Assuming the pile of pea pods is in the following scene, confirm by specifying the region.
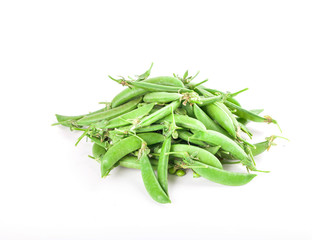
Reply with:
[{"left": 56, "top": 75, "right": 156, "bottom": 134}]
[{"left": 54, "top": 64, "right": 282, "bottom": 204}]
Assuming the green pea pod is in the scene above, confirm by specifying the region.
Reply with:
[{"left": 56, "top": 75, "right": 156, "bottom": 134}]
[
  {"left": 143, "top": 92, "right": 182, "bottom": 103},
  {"left": 203, "top": 88, "right": 242, "bottom": 106},
  {"left": 135, "top": 124, "right": 165, "bottom": 133},
  {"left": 206, "top": 145, "right": 221, "bottom": 155},
  {"left": 176, "top": 130, "right": 221, "bottom": 154},
  {"left": 55, "top": 114, "right": 85, "bottom": 125},
  {"left": 181, "top": 103, "right": 195, "bottom": 118},
  {"left": 54, "top": 105, "right": 112, "bottom": 127},
  {"left": 236, "top": 109, "right": 264, "bottom": 125},
  {"left": 130, "top": 81, "right": 191, "bottom": 93},
  {"left": 100, "top": 133, "right": 164, "bottom": 177},
  {"left": 77, "top": 97, "right": 142, "bottom": 126},
  {"left": 112, "top": 76, "right": 184, "bottom": 107},
  {"left": 136, "top": 101, "right": 180, "bottom": 128},
  {"left": 157, "top": 136, "right": 171, "bottom": 194},
  {"left": 197, "top": 88, "right": 237, "bottom": 138},
  {"left": 161, "top": 114, "right": 206, "bottom": 132},
  {"left": 119, "top": 155, "right": 159, "bottom": 170},
  {"left": 193, "top": 103, "right": 229, "bottom": 135},
  {"left": 95, "top": 103, "right": 155, "bottom": 129},
  {"left": 197, "top": 95, "right": 223, "bottom": 106},
  {"left": 191, "top": 130, "right": 256, "bottom": 171},
  {"left": 220, "top": 135, "right": 281, "bottom": 160},
  {"left": 185, "top": 159, "right": 257, "bottom": 186},
  {"left": 225, "top": 101, "right": 278, "bottom": 126},
  {"left": 140, "top": 150, "right": 171, "bottom": 204},
  {"left": 92, "top": 143, "right": 107, "bottom": 158},
  {"left": 177, "top": 130, "right": 208, "bottom": 147},
  {"left": 88, "top": 136, "right": 109, "bottom": 149},
  {"left": 171, "top": 144, "right": 223, "bottom": 169}
]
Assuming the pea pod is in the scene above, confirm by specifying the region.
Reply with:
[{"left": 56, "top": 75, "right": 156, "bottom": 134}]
[
  {"left": 181, "top": 103, "right": 195, "bottom": 118},
  {"left": 181, "top": 159, "right": 256, "bottom": 186},
  {"left": 130, "top": 81, "right": 190, "bottom": 93},
  {"left": 197, "top": 95, "right": 223, "bottom": 106},
  {"left": 161, "top": 114, "right": 206, "bottom": 132},
  {"left": 237, "top": 109, "right": 264, "bottom": 125},
  {"left": 177, "top": 130, "right": 208, "bottom": 148},
  {"left": 175, "top": 130, "right": 221, "bottom": 154},
  {"left": 100, "top": 133, "right": 164, "bottom": 177},
  {"left": 191, "top": 130, "right": 256, "bottom": 170},
  {"left": 193, "top": 103, "right": 229, "bottom": 135},
  {"left": 136, "top": 100, "right": 180, "bottom": 128},
  {"left": 143, "top": 92, "right": 182, "bottom": 103},
  {"left": 225, "top": 101, "right": 278, "bottom": 126},
  {"left": 88, "top": 135, "right": 109, "bottom": 149},
  {"left": 197, "top": 87, "right": 237, "bottom": 138},
  {"left": 203, "top": 88, "right": 242, "bottom": 106},
  {"left": 111, "top": 76, "right": 184, "bottom": 107},
  {"left": 218, "top": 136, "right": 280, "bottom": 159},
  {"left": 94, "top": 103, "right": 155, "bottom": 129},
  {"left": 140, "top": 150, "right": 171, "bottom": 204},
  {"left": 171, "top": 144, "right": 223, "bottom": 169},
  {"left": 77, "top": 97, "right": 142, "bottom": 126},
  {"left": 92, "top": 143, "right": 107, "bottom": 158},
  {"left": 119, "top": 155, "right": 159, "bottom": 170},
  {"left": 54, "top": 105, "right": 111, "bottom": 126},
  {"left": 135, "top": 124, "right": 165, "bottom": 133},
  {"left": 157, "top": 136, "right": 171, "bottom": 194}
]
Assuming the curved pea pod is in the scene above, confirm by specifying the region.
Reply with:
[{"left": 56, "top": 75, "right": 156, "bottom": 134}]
[
  {"left": 193, "top": 103, "right": 229, "bottom": 135},
  {"left": 191, "top": 130, "right": 256, "bottom": 171},
  {"left": 100, "top": 133, "right": 164, "bottom": 177},
  {"left": 111, "top": 76, "right": 184, "bottom": 107},
  {"left": 157, "top": 137, "right": 172, "bottom": 194},
  {"left": 177, "top": 130, "right": 221, "bottom": 154},
  {"left": 177, "top": 130, "right": 208, "bottom": 147},
  {"left": 197, "top": 88, "right": 238, "bottom": 138},
  {"left": 161, "top": 114, "right": 206, "bottom": 132},
  {"left": 185, "top": 160, "right": 257, "bottom": 186},
  {"left": 92, "top": 143, "right": 107, "bottom": 158},
  {"left": 136, "top": 100, "right": 180, "bottom": 128},
  {"left": 94, "top": 103, "right": 155, "bottom": 129},
  {"left": 171, "top": 144, "right": 223, "bottom": 169},
  {"left": 143, "top": 92, "right": 182, "bottom": 103},
  {"left": 224, "top": 101, "right": 279, "bottom": 127},
  {"left": 76, "top": 97, "right": 142, "bottom": 126},
  {"left": 140, "top": 150, "right": 171, "bottom": 204},
  {"left": 252, "top": 136, "right": 281, "bottom": 156},
  {"left": 118, "top": 155, "right": 159, "bottom": 170},
  {"left": 88, "top": 135, "right": 109, "bottom": 149},
  {"left": 237, "top": 109, "right": 264, "bottom": 125}
]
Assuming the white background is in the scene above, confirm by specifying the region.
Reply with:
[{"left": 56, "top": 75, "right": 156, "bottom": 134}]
[{"left": 1, "top": 1, "right": 312, "bottom": 239}]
